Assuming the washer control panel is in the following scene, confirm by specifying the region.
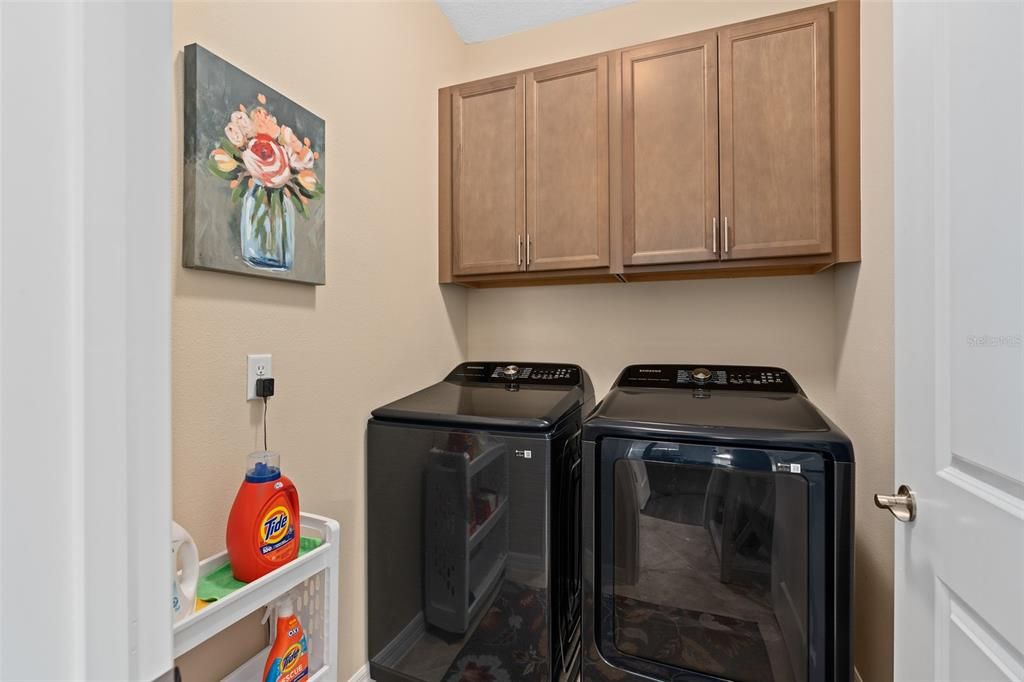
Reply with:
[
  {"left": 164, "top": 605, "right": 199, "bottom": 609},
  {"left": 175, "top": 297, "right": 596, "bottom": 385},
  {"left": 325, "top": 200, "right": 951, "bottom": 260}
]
[
  {"left": 618, "top": 364, "right": 798, "bottom": 393},
  {"left": 446, "top": 362, "right": 581, "bottom": 386}
]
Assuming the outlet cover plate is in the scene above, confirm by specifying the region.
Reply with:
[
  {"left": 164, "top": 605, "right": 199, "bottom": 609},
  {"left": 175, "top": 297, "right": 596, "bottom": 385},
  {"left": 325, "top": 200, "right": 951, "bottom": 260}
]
[{"left": 247, "top": 354, "right": 273, "bottom": 401}]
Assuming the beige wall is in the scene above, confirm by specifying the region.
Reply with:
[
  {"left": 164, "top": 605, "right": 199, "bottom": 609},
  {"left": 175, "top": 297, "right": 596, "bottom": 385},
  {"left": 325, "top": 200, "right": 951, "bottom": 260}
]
[
  {"left": 460, "top": 1, "right": 836, "bottom": 83},
  {"left": 462, "top": 1, "right": 894, "bottom": 680},
  {"left": 171, "top": 2, "right": 467, "bottom": 679},
  {"left": 834, "top": 2, "right": 895, "bottom": 681},
  {"left": 469, "top": 275, "right": 838, "bottom": 411}
]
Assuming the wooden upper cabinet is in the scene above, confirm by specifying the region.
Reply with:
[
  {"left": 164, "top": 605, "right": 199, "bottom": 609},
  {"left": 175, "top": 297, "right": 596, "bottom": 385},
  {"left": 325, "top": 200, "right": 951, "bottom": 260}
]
[
  {"left": 718, "top": 5, "right": 833, "bottom": 260},
  {"left": 526, "top": 56, "right": 610, "bottom": 271},
  {"left": 451, "top": 75, "right": 525, "bottom": 276},
  {"left": 439, "top": 3, "right": 858, "bottom": 286},
  {"left": 622, "top": 32, "right": 719, "bottom": 266}
]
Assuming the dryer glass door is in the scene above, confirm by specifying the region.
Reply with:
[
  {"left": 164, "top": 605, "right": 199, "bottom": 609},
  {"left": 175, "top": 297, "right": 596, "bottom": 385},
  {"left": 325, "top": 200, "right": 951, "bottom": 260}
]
[{"left": 595, "top": 438, "right": 827, "bottom": 682}]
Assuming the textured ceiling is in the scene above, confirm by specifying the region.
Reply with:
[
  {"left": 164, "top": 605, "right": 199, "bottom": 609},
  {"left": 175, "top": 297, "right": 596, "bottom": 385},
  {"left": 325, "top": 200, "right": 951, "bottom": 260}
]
[{"left": 436, "top": 0, "right": 635, "bottom": 43}]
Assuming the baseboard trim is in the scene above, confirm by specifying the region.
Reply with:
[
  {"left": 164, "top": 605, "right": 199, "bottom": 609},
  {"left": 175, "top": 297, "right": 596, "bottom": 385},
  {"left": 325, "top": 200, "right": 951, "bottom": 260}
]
[{"left": 854, "top": 667, "right": 864, "bottom": 682}]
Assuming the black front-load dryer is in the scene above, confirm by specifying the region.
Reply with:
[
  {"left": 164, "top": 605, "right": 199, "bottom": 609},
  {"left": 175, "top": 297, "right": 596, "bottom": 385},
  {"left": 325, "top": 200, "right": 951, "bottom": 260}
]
[
  {"left": 368, "top": 362, "right": 594, "bottom": 682},
  {"left": 582, "top": 365, "right": 853, "bottom": 682}
]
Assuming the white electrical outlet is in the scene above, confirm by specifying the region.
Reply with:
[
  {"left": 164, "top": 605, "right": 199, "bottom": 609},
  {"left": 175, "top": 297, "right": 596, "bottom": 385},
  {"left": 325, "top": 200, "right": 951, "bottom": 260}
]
[{"left": 247, "top": 354, "right": 273, "bottom": 400}]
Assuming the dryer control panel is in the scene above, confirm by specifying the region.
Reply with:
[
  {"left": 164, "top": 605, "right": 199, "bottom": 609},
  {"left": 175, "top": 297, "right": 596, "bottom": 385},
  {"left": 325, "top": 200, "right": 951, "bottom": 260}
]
[
  {"left": 617, "top": 364, "right": 799, "bottom": 393},
  {"left": 446, "top": 362, "right": 582, "bottom": 387}
]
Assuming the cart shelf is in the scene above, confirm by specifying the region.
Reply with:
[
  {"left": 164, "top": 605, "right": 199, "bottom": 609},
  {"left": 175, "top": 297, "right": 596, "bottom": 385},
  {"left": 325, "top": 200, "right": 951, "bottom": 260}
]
[
  {"left": 173, "top": 512, "right": 339, "bottom": 678},
  {"left": 221, "top": 645, "right": 330, "bottom": 682}
]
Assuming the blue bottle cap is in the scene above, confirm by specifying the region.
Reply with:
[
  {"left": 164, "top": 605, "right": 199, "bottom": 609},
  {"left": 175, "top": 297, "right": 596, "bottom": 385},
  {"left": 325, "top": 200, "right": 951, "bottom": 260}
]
[{"left": 246, "top": 460, "right": 282, "bottom": 483}]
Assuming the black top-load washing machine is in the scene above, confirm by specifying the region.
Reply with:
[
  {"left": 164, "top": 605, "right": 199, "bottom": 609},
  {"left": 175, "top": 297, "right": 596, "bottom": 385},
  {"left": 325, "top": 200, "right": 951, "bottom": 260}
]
[
  {"left": 582, "top": 365, "right": 854, "bottom": 682},
  {"left": 367, "top": 362, "right": 594, "bottom": 682}
]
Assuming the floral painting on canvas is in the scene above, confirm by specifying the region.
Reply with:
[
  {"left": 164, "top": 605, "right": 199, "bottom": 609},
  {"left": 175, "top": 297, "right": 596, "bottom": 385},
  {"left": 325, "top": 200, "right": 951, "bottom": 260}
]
[{"left": 184, "top": 44, "right": 326, "bottom": 284}]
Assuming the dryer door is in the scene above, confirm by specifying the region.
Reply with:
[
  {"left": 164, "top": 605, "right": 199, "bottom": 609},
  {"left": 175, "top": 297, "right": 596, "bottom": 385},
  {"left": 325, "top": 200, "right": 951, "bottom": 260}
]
[{"left": 594, "top": 438, "right": 828, "bottom": 682}]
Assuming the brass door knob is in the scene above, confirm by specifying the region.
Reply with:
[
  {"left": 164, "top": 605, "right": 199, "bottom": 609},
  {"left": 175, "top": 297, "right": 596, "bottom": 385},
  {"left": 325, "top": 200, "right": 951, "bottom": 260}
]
[{"left": 874, "top": 484, "right": 916, "bottom": 522}]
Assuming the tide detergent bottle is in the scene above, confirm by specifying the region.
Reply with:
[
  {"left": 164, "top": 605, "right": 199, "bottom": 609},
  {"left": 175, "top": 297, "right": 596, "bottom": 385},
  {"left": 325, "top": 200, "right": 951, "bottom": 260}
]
[
  {"left": 262, "top": 596, "right": 309, "bottom": 682},
  {"left": 227, "top": 451, "right": 300, "bottom": 582}
]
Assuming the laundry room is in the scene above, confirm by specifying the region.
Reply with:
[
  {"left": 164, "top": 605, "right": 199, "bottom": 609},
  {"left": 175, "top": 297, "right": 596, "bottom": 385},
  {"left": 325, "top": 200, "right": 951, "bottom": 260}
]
[
  {"left": 8, "top": 1, "right": 1020, "bottom": 682},
  {"left": 162, "top": 1, "right": 896, "bottom": 680}
]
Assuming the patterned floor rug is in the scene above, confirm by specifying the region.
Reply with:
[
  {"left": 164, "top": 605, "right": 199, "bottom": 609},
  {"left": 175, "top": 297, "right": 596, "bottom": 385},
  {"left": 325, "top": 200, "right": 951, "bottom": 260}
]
[
  {"left": 443, "top": 583, "right": 551, "bottom": 682},
  {"left": 612, "top": 594, "right": 775, "bottom": 682}
]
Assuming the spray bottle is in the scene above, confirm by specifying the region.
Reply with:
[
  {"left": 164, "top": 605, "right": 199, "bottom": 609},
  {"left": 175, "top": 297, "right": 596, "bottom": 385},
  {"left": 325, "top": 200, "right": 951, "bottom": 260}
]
[{"left": 262, "top": 595, "right": 309, "bottom": 682}]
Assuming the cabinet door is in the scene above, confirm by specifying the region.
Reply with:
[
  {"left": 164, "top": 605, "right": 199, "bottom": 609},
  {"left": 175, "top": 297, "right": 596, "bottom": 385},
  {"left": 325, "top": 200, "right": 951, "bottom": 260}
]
[
  {"left": 719, "top": 6, "right": 832, "bottom": 260},
  {"left": 526, "top": 56, "right": 610, "bottom": 271},
  {"left": 622, "top": 32, "right": 719, "bottom": 266},
  {"left": 452, "top": 75, "right": 525, "bottom": 275}
]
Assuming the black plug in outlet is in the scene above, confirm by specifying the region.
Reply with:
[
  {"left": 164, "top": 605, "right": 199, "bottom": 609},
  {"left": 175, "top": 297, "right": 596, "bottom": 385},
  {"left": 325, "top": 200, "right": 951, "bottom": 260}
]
[{"left": 255, "top": 377, "right": 275, "bottom": 398}]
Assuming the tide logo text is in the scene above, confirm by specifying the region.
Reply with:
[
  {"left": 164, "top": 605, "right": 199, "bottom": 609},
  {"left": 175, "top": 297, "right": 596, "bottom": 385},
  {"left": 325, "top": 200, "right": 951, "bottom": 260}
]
[{"left": 261, "top": 506, "right": 291, "bottom": 544}]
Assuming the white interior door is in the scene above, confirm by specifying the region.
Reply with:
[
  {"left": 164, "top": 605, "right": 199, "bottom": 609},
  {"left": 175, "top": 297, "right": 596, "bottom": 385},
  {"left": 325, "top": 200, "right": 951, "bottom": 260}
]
[{"left": 892, "top": 2, "right": 1024, "bottom": 681}]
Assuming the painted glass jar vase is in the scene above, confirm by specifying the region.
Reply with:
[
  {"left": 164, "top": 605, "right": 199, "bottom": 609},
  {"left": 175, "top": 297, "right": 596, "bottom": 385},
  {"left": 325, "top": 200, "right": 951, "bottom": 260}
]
[{"left": 240, "top": 183, "right": 295, "bottom": 271}]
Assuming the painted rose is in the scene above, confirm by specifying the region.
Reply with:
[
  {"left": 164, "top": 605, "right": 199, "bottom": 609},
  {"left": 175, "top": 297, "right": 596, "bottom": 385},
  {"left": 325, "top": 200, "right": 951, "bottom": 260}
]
[
  {"left": 230, "top": 110, "right": 255, "bottom": 141},
  {"left": 224, "top": 121, "right": 246, "bottom": 149},
  {"left": 291, "top": 146, "right": 314, "bottom": 171},
  {"left": 291, "top": 145, "right": 315, "bottom": 171},
  {"left": 279, "top": 125, "right": 301, "bottom": 153},
  {"left": 279, "top": 126, "right": 315, "bottom": 170},
  {"left": 210, "top": 148, "right": 237, "bottom": 173},
  {"left": 296, "top": 169, "right": 318, "bottom": 192},
  {"left": 249, "top": 106, "right": 280, "bottom": 139},
  {"left": 242, "top": 134, "right": 290, "bottom": 188}
]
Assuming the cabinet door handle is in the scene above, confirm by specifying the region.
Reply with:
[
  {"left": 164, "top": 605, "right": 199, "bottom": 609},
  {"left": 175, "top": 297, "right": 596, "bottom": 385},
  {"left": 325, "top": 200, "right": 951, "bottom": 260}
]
[
  {"left": 723, "top": 217, "right": 730, "bottom": 255},
  {"left": 526, "top": 235, "right": 532, "bottom": 267},
  {"left": 517, "top": 236, "right": 523, "bottom": 267},
  {"left": 712, "top": 217, "right": 718, "bottom": 254}
]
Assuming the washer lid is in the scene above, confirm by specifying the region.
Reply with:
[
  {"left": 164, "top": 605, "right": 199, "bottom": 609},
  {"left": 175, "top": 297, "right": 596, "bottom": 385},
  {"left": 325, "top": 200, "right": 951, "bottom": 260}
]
[
  {"left": 589, "top": 388, "right": 830, "bottom": 433},
  {"left": 586, "top": 364, "right": 844, "bottom": 438},
  {"left": 371, "top": 362, "right": 591, "bottom": 431}
]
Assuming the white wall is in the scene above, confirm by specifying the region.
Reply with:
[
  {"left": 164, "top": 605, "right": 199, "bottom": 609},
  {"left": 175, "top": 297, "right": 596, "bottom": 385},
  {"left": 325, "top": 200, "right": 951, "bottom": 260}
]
[{"left": 0, "top": 2, "right": 173, "bottom": 680}]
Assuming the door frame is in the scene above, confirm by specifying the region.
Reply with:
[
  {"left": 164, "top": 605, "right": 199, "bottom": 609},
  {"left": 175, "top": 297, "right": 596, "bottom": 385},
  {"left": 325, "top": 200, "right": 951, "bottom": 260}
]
[{"left": 0, "top": 2, "right": 173, "bottom": 679}]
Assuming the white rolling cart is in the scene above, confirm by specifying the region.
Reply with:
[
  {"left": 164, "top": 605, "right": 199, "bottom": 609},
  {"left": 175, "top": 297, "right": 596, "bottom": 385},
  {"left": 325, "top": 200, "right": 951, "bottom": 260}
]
[{"left": 173, "top": 513, "right": 340, "bottom": 681}]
